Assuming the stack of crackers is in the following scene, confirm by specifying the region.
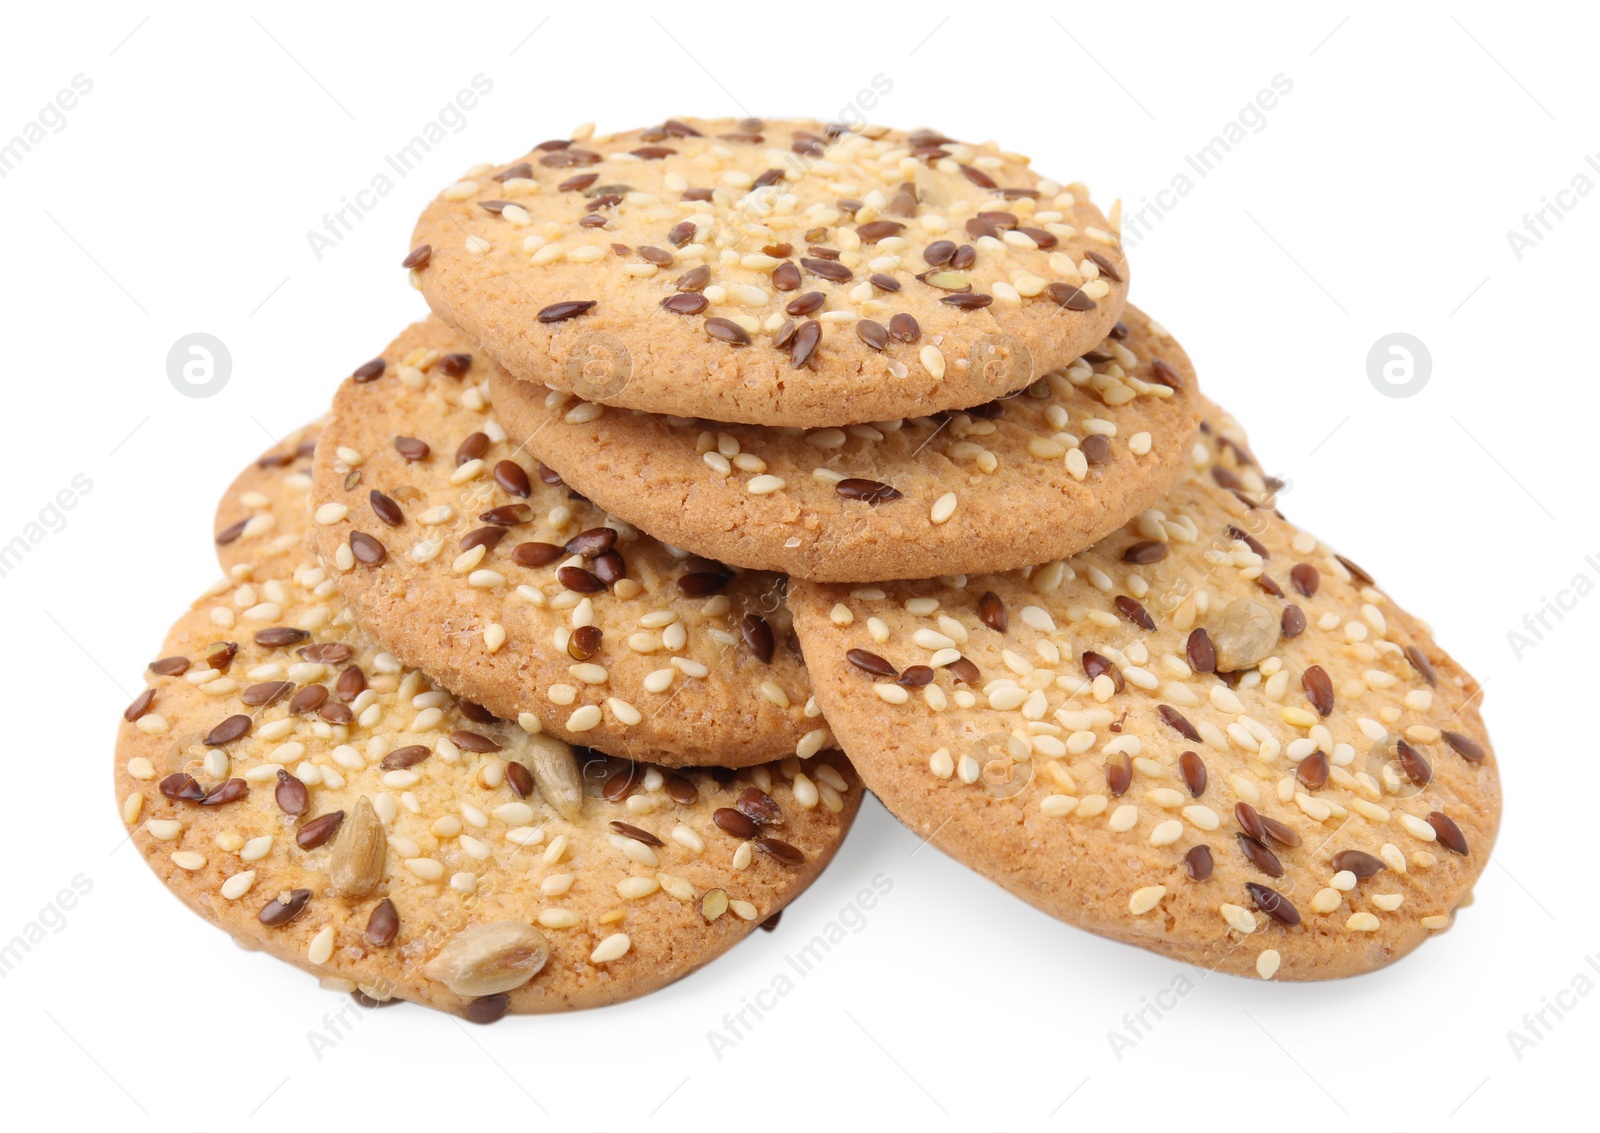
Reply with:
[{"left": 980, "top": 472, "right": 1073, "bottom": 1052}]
[{"left": 115, "top": 118, "right": 1500, "bottom": 1020}]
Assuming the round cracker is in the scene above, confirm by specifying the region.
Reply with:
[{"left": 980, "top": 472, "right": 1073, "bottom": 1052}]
[
  {"left": 409, "top": 117, "right": 1127, "bottom": 427},
  {"left": 115, "top": 536, "right": 861, "bottom": 1018},
  {"left": 304, "top": 318, "right": 819, "bottom": 767},
  {"left": 788, "top": 404, "right": 1500, "bottom": 980},
  {"left": 493, "top": 305, "right": 1200, "bottom": 581}
]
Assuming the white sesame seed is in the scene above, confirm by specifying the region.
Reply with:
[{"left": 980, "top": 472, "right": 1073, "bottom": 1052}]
[
  {"left": 658, "top": 874, "right": 695, "bottom": 902},
  {"left": 1220, "top": 903, "right": 1257, "bottom": 934},
  {"left": 794, "top": 728, "right": 831, "bottom": 762},
  {"left": 1351, "top": 798, "right": 1390, "bottom": 823},
  {"left": 1076, "top": 794, "right": 1108, "bottom": 818},
  {"left": 1256, "top": 950, "right": 1281, "bottom": 979},
  {"left": 1305, "top": 889, "right": 1342, "bottom": 916},
  {"left": 617, "top": 877, "right": 659, "bottom": 900},
  {"left": 405, "top": 858, "right": 444, "bottom": 881},
  {"left": 929, "top": 492, "right": 958, "bottom": 524},
  {"left": 987, "top": 685, "right": 1028, "bottom": 711},
  {"left": 306, "top": 925, "right": 335, "bottom": 965},
  {"left": 218, "top": 871, "right": 256, "bottom": 900},
  {"left": 606, "top": 697, "right": 641, "bottom": 725},
  {"left": 1400, "top": 813, "right": 1437, "bottom": 840},
  {"left": 1039, "top": 794, "right": 1078, "bottom": 818},
  {"left": 1128, "top": 885, "right": 1165, "bottom": 915},
  {"left": 567, "top": 704, "right": 603, "bottom": 732}
]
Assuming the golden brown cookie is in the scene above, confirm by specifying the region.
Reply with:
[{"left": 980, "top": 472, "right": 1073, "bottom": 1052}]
[
  {"left": 213, "top": 421, "right": 321, "bottom": 577},
  {"left": 408, "top": 117, "right": 1127, "bottom": 427},
  {"left": 492, "top": 305, "right": 1200, "bottom": 582},
  {"left": 116, "top": 507, "right": 862, "bottom": 1019},
  {"left": 304, "top": 317, "right": 820, "bottom": 768},
  {"left": 787, "top": 404, "right": 1500, "bottom": 980}
]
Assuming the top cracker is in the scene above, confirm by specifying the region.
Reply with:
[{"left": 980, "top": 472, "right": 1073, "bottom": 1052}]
[{"left": 408, "top": 117, "right": 1128, "bottom": 427}]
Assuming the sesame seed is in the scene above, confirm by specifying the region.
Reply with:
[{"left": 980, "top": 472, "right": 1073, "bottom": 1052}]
[
  {"left": 1150, "top": 819, "right": 1183, "bottom": 846},
  {"left": 1399, "top": 813, "right": 1437, "bottom": 841},
  {"left": 1128, "top": 885, "right": 1165, "bottom": 914},
  {"left": 307, "top": 926, "right": 336, "bottom": 964},
  {"left": 1220, "top": 904, "right": 1257, "bottom": 934}
]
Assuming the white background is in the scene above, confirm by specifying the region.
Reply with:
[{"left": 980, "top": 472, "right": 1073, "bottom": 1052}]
[{"left": 0, "top": 2, "right": 1587, "bottom": 1127}]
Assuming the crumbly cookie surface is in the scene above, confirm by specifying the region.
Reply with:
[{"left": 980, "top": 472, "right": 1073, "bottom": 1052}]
[
  {"left": 788, "top": 405, "right": 1500, "bottom": 980},
  {"left": 409, "top": 117, "right": 1127, "bottom": 427},
  {"left": 305, "top": 318, "right": 820, "bottom": 767},
  {"left": 493, "top": 305, "right": 1200, "bottom": 582},
  {"left": 213, "top": 421, "right": 321, "bottom": 576},
  {"left": 117, "top": 474, "right": 862, "bottom": 1017}
]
